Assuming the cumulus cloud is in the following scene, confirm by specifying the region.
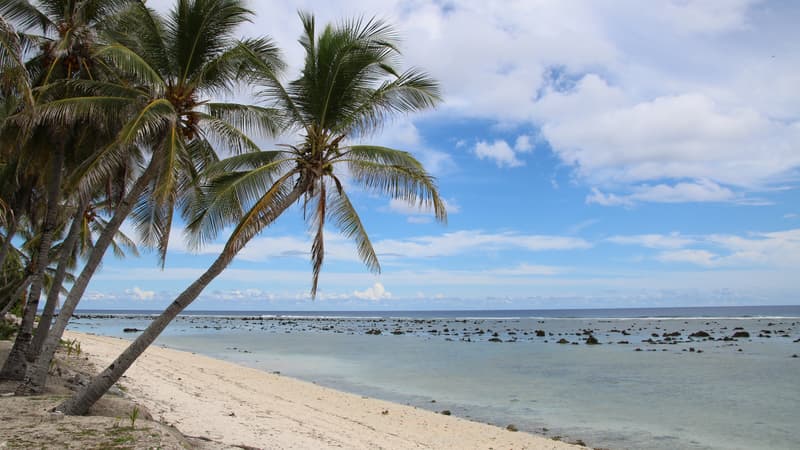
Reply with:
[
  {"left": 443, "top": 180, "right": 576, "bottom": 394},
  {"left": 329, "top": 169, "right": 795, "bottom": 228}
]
[
  {"left": 126, "top": 286, "right": 155, "bottom": 301},
  {"left": 145, "top": 0, "right": 799, "bottom": 204},
  {"left": 474, "top": 140, "right": 522, "bottom": 168},
  {"left": 612, "top": 228, "right": 800, "bottom": 269},
  {"left": 473, "top": 135, "right": 536, "bottom": 168},
  {"left": 353, "top": 282, "right": 392, "bottom": 300}
]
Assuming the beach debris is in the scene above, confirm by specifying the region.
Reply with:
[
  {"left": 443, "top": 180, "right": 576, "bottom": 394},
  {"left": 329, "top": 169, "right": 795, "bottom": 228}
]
[
  {"left": 122, "top": 328, "right": 143, "bottom": 333},
  {"left": 440, "top": 410, "right": 451, "bottom": 415},
  {"left": 506, "top": 424, "right": 518, "bottom": 432},
  {"left": 381, "top": 410, "right": 389, "bottom": 415}
]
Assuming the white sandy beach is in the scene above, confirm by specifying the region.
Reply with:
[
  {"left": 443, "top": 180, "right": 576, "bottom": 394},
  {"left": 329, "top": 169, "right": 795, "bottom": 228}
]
[{"left": 66, "top": 331, "right": 579, "bottom": 449}]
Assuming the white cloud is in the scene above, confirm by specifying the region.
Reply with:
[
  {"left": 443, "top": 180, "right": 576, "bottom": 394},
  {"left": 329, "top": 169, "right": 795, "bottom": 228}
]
[
  {"left": 588, "top": 179, "right": 739, "bottom": 206},
  {"left": 514, "top": 135, "right": 533, "bottom": 153},
  {"left": 608, "top": 233, "right": 696, "bottom": 249},
  {"left": 146, "top": 0, "right": 800, "bottom": 204},
  {"left": 125, "top": 286, "right": 155, "bottom": 301},
  {"left": 375, "top": 230, "right": 591, "bottom": 258},
  {"left": 614, "top": 228, "right": 800, "bottom": 269},
  {"left": 473, "top": 134, "right": 537, "bottom": 168},
  {"left": 353, "top": 282, "right": 392, "bottom": 301},
  {"left": 474, "top": 140, "right": 523, "bottom": 168},
  {"left": 657, "top": 249, "right": 718, "bottom": 267}
]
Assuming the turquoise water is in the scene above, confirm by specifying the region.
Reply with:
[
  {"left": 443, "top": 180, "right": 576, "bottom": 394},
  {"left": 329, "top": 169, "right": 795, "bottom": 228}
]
[{"left": 68, "top": 308, "right": 800, "bottom": 449}]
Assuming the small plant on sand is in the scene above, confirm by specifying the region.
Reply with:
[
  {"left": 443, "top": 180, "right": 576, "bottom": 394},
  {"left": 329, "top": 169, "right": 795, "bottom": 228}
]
[{"left": 129, "top": 406, "right": 140, "bottom": 429}]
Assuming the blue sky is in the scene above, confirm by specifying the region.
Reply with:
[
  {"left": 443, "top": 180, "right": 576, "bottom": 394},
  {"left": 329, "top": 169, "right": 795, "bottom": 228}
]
[{"left": 81, "top": 0, "right": 800, "bottom": 310}]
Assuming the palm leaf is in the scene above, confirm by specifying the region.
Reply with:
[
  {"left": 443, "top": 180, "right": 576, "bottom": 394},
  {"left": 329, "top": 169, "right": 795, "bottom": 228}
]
[{"left": 327, "top": 183, "right": 379, "bottom": 274}]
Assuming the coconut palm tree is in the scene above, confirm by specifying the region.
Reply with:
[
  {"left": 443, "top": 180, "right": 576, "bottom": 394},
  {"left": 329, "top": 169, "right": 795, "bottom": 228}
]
[
  {"left": 20, "top": 0, "right": 285, "bottom": 393},
  {"left": 56, "top": 12, "right": 445, "bottom": 415},
  {"left": 0, "top": 0, "right": 138, "bottom": 380}
]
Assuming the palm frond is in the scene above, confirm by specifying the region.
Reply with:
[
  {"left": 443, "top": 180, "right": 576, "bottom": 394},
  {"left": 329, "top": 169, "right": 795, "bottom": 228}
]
[
  {"left": 185, "top": 152, "right": 293, "bottom": 248},
  {"left": 206, "top": 103, "right": 284, "bottom": 140},
  {"left": 327, "top": 183, "right": 379, "bottom": 274},
  {"left": 308, "top": 180, "right": 326, "bottom": 298},
  {"left": 222, "top": 170, "right": 303, "bottom": 256},
  {"left": 0, "top": 0, "right": 53, "bottom": 33},
  {"left": 93, "top": 44, "right": 166, "bottom": 91},
  {"left": 168, "top": 0, "right": 254, "bottom": 86},
  {"left": 345, "top": 156, "right": 446, "bottom": 223}
]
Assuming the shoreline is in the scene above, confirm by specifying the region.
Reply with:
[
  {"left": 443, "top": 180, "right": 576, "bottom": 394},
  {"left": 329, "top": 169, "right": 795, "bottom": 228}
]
[{"left": 65, "top": 331, "right": 579, "bottom": 449}]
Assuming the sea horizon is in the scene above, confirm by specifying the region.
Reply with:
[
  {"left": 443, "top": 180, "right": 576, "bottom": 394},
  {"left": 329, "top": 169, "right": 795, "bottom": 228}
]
[{"left": 71, "top": 304, "right": 800, "bottom": 319}]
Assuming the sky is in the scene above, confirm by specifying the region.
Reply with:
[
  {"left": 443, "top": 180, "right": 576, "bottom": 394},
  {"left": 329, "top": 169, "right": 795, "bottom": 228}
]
[{"left": 81, "top": 0, "right": 800, "bottom": 311}]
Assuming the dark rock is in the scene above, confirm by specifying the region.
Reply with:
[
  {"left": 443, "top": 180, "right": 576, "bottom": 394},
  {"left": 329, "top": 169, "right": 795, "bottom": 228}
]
[
  {"left": 586, "top": 335, "right": 600, "bottom": 345},
  {"left": 690, "top": 331, "right": 710, "bottom": 338},
  {"left": 731, "top": 331, "right": 750, "bottom": 338},
  {"left": 365, "top": 329, "right": 382, "bottom": 335},
  {"left": 488, "top": 337, "right": 502, "bottom": 342},
  {"left": 506, "top": 424, "right": 518, "bottom": 432},
  {"left": 557, "top": 338, "right": 570, "bottom": 344},
  {"left": 535, "top": 330, "right": 546, "bottom": 337},
  {"left": 122, "top": 328, "right": 142, "bottom": 333},
  {"left": 440, "top": 410, "right": 451, "bottom": 415}
]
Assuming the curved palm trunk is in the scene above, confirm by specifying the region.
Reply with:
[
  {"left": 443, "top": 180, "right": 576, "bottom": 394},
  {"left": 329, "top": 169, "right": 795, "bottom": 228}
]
[
  {"left": 56, "top": 186, "right": 304, "bottom": 415},
  {"left": 57, "top": 250, "right": 232, "bottom": 414},
  {"left": 19, "top": 157, "right": 160, "bottom": 393},
  {"left": 0, "top": 273, "right": 31, "bottom": 317},
  {"left": 0, "top": 147, "right": 64, "bottom": 381},
  {"left": 0, "top": 217, "right": 18, "bottom": 275},
  {"left": 28, "top": 199, "right": 88, "bottom": 360}
]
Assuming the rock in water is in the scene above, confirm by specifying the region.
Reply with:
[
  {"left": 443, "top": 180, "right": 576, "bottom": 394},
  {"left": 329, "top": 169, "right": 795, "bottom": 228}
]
[{"left": 690, "top": 331, "right": 710, "bottom": 338}]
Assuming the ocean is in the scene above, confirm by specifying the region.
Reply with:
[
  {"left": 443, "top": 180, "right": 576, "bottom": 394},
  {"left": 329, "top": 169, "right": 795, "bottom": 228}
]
[{"left": 68, "top": 306, "right": 800, "bottom": 449}]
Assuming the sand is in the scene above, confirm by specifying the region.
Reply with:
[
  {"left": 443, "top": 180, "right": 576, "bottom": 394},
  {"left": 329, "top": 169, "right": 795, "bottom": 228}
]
[{"left": 65, "top": 331, "right": 580, "bottom": 449}]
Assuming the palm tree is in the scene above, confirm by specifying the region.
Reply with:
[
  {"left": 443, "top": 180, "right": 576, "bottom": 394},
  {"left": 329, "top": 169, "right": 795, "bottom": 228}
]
[
  {"left": 20, "top": 0, "right": 285, "bottom": 393},
  {"left": 0, "top": 0, "right": 139, "bottom": 381},
  {"left": 56, "top": 12, "right": 446, "bottom": 415}
]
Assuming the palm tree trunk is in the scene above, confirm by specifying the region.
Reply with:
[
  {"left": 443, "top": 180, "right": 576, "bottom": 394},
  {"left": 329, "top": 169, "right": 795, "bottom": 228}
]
[
  {"left": 56, "top": 250, "right": 232, "bottom": 415},
  {"left": 0, "top": 217, "right": 18, "bottom": 274},
  {"left": 18, "top": 156, "right": 161, "bottom": 393},
  {"left": 28, "top": 199, "right": 88, "bottom": 361},
  {"left": 0, "top": 275, "right": 31, "bottom": 317},
  {"left": 55, "top": 185, "right": 305, "bottom": 415},
  {"left": 0, "top": 147, "right": 64, "bottom": 381}
]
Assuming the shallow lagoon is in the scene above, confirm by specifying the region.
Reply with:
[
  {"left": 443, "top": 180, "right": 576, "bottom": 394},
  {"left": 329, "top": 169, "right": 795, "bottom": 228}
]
[{"left": 69, "top": 307, "right": 800, "bottom": 449}]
